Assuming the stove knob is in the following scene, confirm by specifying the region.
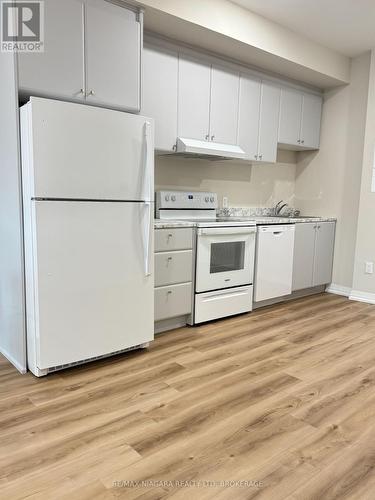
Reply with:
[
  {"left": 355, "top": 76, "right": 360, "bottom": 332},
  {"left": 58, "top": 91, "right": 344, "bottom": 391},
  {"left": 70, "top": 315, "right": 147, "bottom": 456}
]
[
  {"left": 165, "top": 195, "right": 170, "bottom": 202},
  {"left": 210, "top": 196, "right": 214, "bottom": 202},
  {"left": 171, "top": 195, "right": 176, "bottom": 202},
  {"left": 205, "top": 196, "right": 209, "bottom": 202}
]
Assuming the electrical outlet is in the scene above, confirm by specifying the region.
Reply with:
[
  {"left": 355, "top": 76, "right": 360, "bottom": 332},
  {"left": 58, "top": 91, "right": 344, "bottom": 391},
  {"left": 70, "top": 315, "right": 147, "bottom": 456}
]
[
  {"left": 365, "top": 261, "right": 374, "bottom": 274},
  {"left": 222, "top": 196, "right": 228, "bottom": 208}
]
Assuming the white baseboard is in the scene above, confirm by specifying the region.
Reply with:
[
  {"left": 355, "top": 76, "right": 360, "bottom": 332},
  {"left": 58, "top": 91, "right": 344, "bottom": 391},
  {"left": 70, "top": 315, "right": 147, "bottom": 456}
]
[
  {"left": 349, "top": 290, "right": 375, "bottom": 305},
  {"left": 325, "top": 284, "right": 352, "bottom": 297},
  {"left": 0, "top": 347, "right": 27, "bottom": 374}
]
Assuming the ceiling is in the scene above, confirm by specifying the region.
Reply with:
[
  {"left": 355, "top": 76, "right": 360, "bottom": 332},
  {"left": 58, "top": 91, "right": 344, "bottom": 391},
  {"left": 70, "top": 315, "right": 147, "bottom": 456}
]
[{"left": 231, "top": 0, "right": 375, "bottom": 57}]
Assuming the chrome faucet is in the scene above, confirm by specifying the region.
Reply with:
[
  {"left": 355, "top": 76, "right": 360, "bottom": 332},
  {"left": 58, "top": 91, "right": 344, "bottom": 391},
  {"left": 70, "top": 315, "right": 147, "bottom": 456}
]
[{"left": 274, "top": 200, "right": 288, "bottom": 215}]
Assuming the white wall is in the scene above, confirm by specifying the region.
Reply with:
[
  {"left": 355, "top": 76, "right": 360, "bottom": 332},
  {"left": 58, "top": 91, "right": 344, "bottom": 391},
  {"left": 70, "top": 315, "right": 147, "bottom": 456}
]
[
  {"left": 155, "top": 150, "right": 297, "bottom": 208},
  {"left": 294, "top": 52, "right": 371, "bottom": 290},
  {"left": 0, "top": 52, "right": 26, "bottom": 373},
  {"left": 352, "top": 50, "right": 375, "bottom": 298}
]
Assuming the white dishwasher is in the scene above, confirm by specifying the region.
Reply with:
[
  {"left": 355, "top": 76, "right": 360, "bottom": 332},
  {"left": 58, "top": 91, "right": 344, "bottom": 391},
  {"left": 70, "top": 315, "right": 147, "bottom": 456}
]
[{"left": 254, "top": 225, "right": 295, "bottom": 302}]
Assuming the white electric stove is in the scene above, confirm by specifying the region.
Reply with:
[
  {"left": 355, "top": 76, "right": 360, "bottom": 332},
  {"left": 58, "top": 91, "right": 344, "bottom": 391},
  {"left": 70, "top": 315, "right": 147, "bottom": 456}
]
[{"left": 156, "top": 191, "right": 257, "bottom": 324}]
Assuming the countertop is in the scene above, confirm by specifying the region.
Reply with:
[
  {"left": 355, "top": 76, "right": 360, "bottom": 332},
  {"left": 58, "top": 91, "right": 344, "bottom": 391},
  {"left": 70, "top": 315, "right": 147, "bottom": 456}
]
[
  {"left": 154, "top": 220, "right": 196, "bottom": 229},
  {"left": 154, "top": 216, "right": 336, "bottom": 228}
]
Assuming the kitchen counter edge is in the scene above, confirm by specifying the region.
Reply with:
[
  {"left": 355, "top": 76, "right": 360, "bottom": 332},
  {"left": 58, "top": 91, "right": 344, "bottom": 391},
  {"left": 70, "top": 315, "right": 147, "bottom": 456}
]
[{"left": 154, "top": 217, "right": 337, "bottom": 228}]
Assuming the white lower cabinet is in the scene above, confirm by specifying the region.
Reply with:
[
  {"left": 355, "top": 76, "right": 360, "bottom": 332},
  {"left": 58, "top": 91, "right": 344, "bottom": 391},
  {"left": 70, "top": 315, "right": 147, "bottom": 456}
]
[
  {"left": 155, "top": 250, "right": 193, "bottom": 287},
  {"left": 292, "top": 222, "right": 335, "bottom": 291},
  {"left": 312, "top": 222, "right": 336, "bottom": 286},
  {"left": 155, "top": 228, "right": 193, "bottom": 252},
  {"left": 154, "top": 228, "right": 194, "bottom": 325},
  {"left": 292, "top": 223, "right": 316, "bottom": 291},
  {"left": 155, "top": 283, "right": 192, "bottom": 322}
]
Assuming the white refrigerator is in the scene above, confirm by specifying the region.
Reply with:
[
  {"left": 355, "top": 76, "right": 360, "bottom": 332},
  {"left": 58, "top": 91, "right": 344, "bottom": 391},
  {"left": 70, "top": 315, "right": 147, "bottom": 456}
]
[{"left": 20, "top": 97, "right": 154, "bottom": 377}]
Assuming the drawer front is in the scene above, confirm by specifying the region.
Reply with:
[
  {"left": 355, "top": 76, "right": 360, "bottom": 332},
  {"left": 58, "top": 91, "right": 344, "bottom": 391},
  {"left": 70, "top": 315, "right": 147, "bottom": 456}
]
[
  {"left": 155, "top": 228, "right": 193, "bottom": 252},
  {"left": 155, "top": 250, "right": 193, "bottom": 287},
  {"left": 155, "top": 283, "right": 192, "bottom": 321},
  {"left": 194, "top": 286, "right": 253, "bottom": 324}
]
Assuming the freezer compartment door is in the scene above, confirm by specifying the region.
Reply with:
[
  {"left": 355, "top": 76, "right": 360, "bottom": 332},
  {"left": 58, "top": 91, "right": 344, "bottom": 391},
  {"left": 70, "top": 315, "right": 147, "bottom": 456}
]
[
  {"left": 21, "top": 97, "right": 154, "bottom": 201},
  {"left": 27, "top": 201, "right": 154, "bottom": 370}
]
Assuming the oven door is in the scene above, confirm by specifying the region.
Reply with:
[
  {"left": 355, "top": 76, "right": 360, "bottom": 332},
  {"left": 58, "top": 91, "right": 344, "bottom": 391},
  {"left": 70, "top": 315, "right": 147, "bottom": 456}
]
[{"left": 196, "top": 227, "right": 256, "bottom": 293}]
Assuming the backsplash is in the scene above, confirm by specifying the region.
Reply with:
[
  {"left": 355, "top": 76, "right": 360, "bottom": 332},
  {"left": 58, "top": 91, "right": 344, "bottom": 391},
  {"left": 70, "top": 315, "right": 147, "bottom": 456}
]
[{"left": 155, "top": 150, "right": 297, "bottom": 208}]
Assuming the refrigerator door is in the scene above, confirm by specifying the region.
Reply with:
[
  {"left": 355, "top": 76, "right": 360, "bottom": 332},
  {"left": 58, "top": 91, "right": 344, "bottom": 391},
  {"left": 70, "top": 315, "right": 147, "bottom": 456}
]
[
  {"left": 26, "top": 200, "right": 154, "bottom": 370},
  {"left": 22, "top": 97, "right": 154, "bottom": 201}
]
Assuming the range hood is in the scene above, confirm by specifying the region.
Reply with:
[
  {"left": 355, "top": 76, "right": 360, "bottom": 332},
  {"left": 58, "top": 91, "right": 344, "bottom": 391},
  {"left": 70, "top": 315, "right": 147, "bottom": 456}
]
[{"left": 175, "top": 137, "right": 247, "bottom": 160}]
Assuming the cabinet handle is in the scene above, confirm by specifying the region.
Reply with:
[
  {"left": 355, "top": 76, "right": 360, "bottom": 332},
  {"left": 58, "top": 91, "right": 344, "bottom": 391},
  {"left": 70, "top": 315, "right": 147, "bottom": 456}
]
[
  {"left": 79, "top": 88, "right": 85, "bottom": 95},
  {"left": 297, "top": 139, "right": 301, "bottom": 143},
  {"left": 317, "top": 225, "right": 321, "bottom": 229},
  {"left": 167, "top": 256, "right": 173, "bottom": 261},
  {"left": 301, "top": 139, "right": 305, "bottom": 144},
  {"left": 259, "top": 154, "right": 263, "bottom": 160},
  {"left": 254, "top": 154, "right": 258, "bottom": 159},
  {"left": 211, "top": 135, "right": 215, "bottom": 141},
  {"left": 168, "top": 233, "right": 173, "bottom": 238},
  {"left": 167, "top": 290, "right": 172, "bottom": 295},
  {"left": 88, "top": 90, "right": 95, "bottom": 96},
  {"left": 205, "top": 134, "right": 209, "bottom": 141}
]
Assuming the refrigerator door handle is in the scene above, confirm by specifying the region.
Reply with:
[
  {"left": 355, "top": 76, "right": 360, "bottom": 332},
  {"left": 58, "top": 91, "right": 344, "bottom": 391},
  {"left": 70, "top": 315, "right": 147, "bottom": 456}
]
[
  {"left": 143, "top": 121, "right": 153, "bottom": 203},
  {"left": 143, "top": 201, "right": 152, "bottom": 277}
]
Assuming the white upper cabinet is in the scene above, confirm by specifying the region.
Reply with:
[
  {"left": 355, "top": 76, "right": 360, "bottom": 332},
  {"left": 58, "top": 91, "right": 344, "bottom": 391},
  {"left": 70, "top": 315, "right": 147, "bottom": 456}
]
[
  {"left": 143, "top": 39, "right": 323, "bottom": 159},
  {"left": 258, "top": 82, "right": 280, "bottom": 163},
  {"left": 17, "top": 0, "right": 141, "bottom": 112},
  {"left": 178, "top": 54, "right": 211, "bottom": 141},
  {"left": 278, "top": 88, "right": 303, "bottom": 147},
  {"left": 85, "top": 0, "right": 141, "bottom": 111},
  {"left": 142, "top": 44, "right": 178, "bottom": 152},
  {"left": 209, "top": 65, "right": 240, "bottom": 145},
  {"left": 300, "top": 93, "right": 322, "bottom": 150},
  {"left": 17, "top": 0, "right": 85, "bottom": 100},
  {"left": 237, "top": 76, "right": 279, "bottom": 163},
  {"left": 279, "top": 87, "right": 322, "bottom": 149},
  {"left": 237, "top": 74, "right": 261, "bottom": 160}
]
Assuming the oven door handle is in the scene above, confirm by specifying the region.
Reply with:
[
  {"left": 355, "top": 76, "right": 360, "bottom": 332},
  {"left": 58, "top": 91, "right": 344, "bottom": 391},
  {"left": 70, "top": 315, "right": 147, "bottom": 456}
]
[{"left": 197, "top": 227, "right": 256, "bottom": 236}]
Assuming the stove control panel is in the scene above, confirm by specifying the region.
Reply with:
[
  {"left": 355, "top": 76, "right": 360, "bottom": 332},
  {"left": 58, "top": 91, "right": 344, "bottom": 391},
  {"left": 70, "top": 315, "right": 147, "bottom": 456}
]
[{"left": 156, "top": 191, "right": 218, "bottom": 210}]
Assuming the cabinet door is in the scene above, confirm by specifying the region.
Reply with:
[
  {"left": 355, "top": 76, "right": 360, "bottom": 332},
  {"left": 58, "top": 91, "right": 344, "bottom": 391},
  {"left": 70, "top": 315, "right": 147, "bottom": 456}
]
[
  {"left": 301, "top": 93, "right": 322, "bottom": 149},
  {"left": 258, "top": 82, "right": 280, "bottom": 163},
  {"left": 178, "top": 54, "right": 211, "bottom": 140},
  {"left": 18, "top": 0, "right": 85, "bottom": 100},
  {"left": 85, "top": 0, "right": 141, "bottom": 111},
  {"left": 278, "top": 87, "right": 303, "bottom": 146},
  {"left": 209, "top": 65, "right": 240, "bottom": 144},
  {"left": 313, "top": 222, "right": 336, "bottom": 287},
  {"left": 237, "top": 74, "right": 261, "bottom": 160},
  {"left": 143, "top": 44, "right": 178, "bottom": 152},
  {"left": 292, "top": 223, "right": 316, "bottom": 291}
]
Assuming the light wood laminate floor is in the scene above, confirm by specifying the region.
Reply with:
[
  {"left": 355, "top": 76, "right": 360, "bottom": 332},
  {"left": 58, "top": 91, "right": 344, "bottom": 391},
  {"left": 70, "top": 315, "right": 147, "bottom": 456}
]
[{"left": 2, "top": 293, "right": 375, "bottom": 499}]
